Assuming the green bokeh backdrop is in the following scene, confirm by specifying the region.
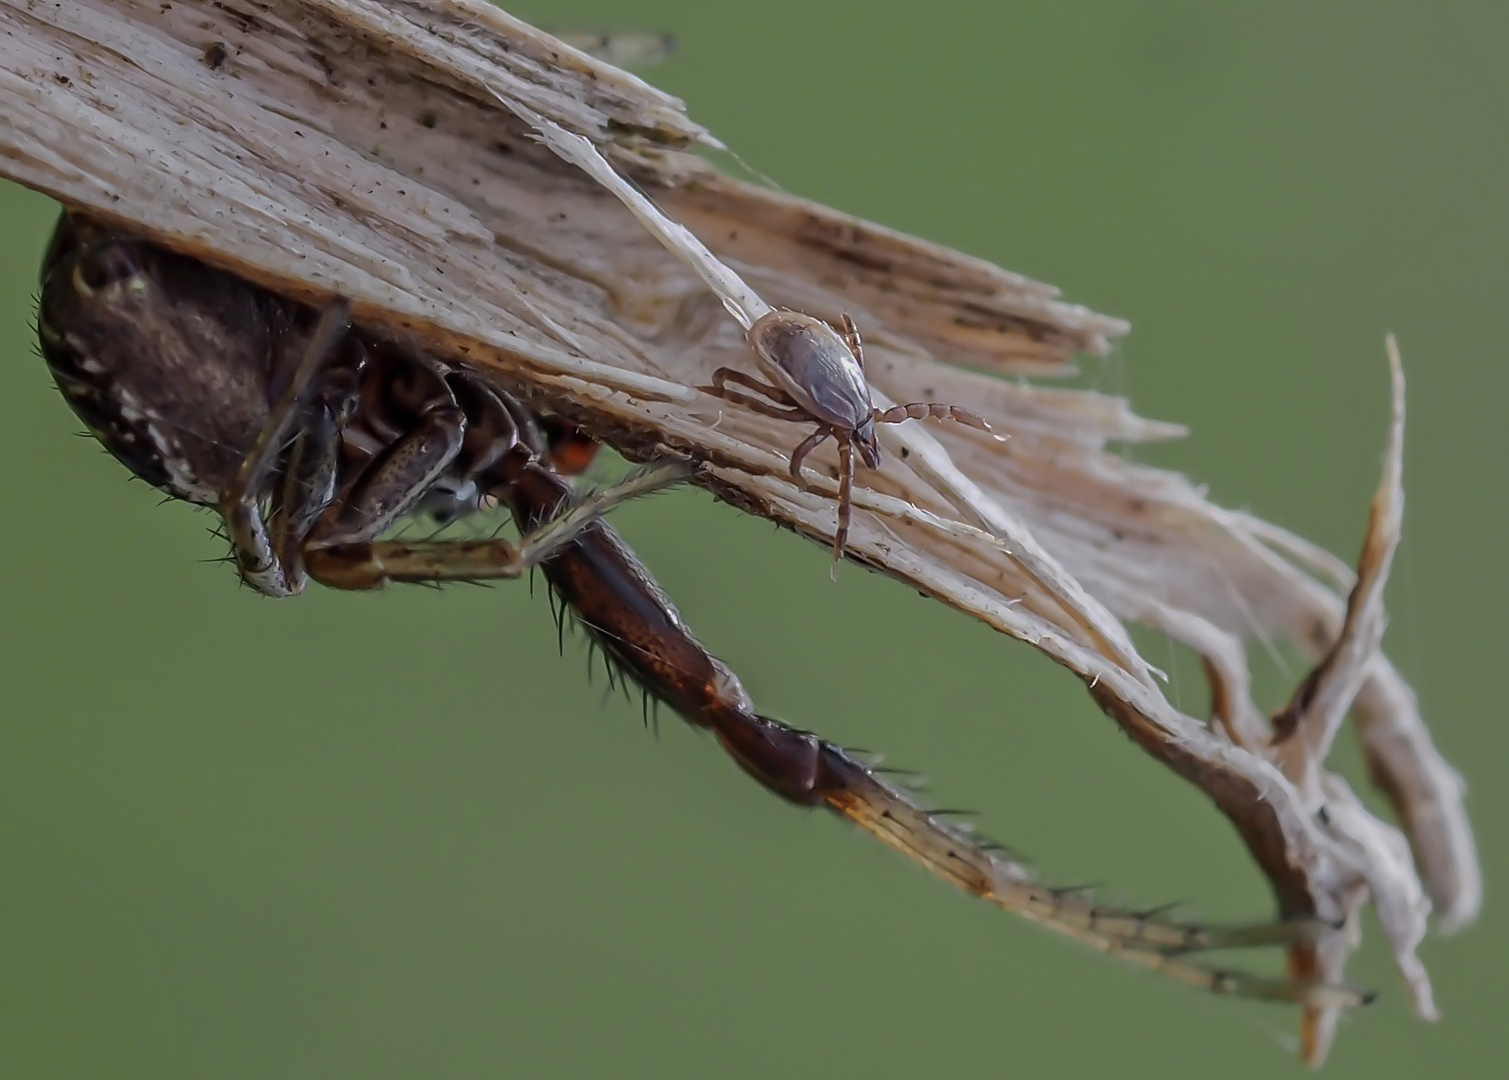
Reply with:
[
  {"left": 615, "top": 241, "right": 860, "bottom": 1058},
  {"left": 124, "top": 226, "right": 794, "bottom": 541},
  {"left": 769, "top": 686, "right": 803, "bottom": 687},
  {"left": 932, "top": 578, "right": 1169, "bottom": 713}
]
[{"left": 0, "top": 2, "right": 1501, "bottom": 1076}]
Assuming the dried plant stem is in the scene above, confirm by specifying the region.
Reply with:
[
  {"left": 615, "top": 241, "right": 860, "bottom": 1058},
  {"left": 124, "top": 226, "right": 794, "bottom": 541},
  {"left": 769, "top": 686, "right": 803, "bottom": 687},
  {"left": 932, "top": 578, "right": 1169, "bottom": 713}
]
[{"left": 0, "top": 0, "right": 1477, "bottom": 1062}]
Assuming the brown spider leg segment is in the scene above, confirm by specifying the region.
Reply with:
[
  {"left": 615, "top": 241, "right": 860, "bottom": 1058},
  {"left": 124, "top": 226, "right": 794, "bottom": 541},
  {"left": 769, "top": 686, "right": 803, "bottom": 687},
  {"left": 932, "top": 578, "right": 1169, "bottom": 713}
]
[
  {"left": 308, "top": 356, "right": 468, "bottom": 549},
  {"left": 506, "top": 465, "right": 1365, "bottom": 1008},
  {"left": 268, "top": 336, "right": 369, "bottom": 577},
  {"left": 219, "top": 299, "right": 353, "bottom": 597},
  {"left": 270, "top": 399, "right": 343, "bottom": 577},
  {"left": 301, "top": 346, "right": 693, "bottom": 590}
]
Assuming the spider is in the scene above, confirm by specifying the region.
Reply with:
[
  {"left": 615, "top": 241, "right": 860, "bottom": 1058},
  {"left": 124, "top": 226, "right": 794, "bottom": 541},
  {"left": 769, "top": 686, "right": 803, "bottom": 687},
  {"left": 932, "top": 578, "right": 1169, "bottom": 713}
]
[{"left": 38, "top": 212, "right": 683, "bottom": 598}]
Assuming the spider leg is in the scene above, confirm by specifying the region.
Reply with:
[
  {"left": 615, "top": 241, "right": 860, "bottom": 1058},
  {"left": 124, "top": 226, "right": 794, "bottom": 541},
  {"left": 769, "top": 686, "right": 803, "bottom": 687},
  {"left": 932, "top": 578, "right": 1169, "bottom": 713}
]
[
  {"left": 873, "top": 401, "right": 1002, "bottom": 440},
  {"left": 270, "top": 398, "right": 342, "bottom": 579},
  {"left": 219, "top": 299, "right": 351, "bottom": 596},
  {"left": 511, "top": 457, "right": 1368, "bottom": 1009},
  {"left": 303, "top": 458, "right": 693, "bottom": 589},
  {"left": 308, "top": 358, "right": 467, "bottom": 548}
]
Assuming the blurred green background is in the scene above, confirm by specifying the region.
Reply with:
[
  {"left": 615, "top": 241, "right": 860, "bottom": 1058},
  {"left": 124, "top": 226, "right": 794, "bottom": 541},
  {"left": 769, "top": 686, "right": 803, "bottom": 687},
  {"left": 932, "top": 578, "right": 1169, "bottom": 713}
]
[{"left": 0, "top": 1, "right": 1500, "bottom": 1076}]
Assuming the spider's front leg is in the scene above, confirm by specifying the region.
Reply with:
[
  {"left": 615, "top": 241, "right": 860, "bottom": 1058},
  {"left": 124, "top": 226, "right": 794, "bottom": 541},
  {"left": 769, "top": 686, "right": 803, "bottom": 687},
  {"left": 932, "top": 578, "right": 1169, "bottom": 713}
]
[
  {"left": 504, "top": 437, "right": 1367, "bottom": 1009},
  {"left": 309, "top": 357, "right": 468, "bottom": 551},
  {"left": 219, "top": 300, "right": 354, "bottom": 597},
  {"left": 302, "top": 458, "right": 694, "bottom": 590}
]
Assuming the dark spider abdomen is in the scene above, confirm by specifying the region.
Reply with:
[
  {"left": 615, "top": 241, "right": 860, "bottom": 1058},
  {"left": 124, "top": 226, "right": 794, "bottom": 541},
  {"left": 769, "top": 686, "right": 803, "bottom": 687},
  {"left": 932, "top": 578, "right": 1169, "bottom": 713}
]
[{"left": 38, "top": 216, "right": 284, "bottom": 503}]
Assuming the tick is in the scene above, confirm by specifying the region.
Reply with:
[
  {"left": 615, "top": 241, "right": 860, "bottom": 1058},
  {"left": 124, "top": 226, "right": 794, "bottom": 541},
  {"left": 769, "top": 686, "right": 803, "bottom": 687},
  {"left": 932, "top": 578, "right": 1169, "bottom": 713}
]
[{"left": 704, "top": 309, "right": 1002, "bottom": 568}]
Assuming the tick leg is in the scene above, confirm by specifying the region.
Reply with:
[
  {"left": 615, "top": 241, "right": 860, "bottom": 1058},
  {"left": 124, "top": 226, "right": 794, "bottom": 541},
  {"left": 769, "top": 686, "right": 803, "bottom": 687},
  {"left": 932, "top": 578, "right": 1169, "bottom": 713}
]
[
  {"left": 304, "top": 458, "right": 693, "bottom": 589},
  {"left": 509, "top": 453, "right": 1365, "bottom": 1009},
  {"left": 706, "top": 366, "right": 794, "bottom": 404},
  {"left": 831, "top": 439, "right": 855, "bottom": 571},
  {"left": 310, "top": 361, "right": 467, "bottom": 547},
  {"left": 841, "top": 312, "right": 863, "bottom": 370},
  {"left": 873, "top": 401, "right": 1002, "bottom": 439},
  {"left": 788, "top": 425, "right": 832, "bottom": 484},
  {"left": 701, "top": 368, "right": 807, "bottom": 421},
  {"left": 219, "top": 299, "right": 352, "bottom": 596},
  {"left": 709, "top": 387, "right": 810, "bottom": 421}
]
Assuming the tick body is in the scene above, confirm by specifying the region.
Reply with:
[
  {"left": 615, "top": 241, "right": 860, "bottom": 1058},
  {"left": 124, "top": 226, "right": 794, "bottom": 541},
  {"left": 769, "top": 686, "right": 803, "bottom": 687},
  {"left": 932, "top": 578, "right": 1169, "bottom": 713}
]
[{"left": 706, "top": 309, "right": 1000, "bottom": 569}]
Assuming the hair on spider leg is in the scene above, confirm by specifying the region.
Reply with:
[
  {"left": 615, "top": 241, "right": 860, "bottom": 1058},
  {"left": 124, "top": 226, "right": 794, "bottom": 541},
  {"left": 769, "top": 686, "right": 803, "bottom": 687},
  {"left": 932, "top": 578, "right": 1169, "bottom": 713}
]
[
  {"left": 975, "top": 837, "right": 1025, "bottom": 861},
  {"left": 872, "top": 768, "right": 932, "bottom": 794},
  {"left": 1133, "top": 901, "right": 1185, "bottom": 922},
  {"left": 551, "top": 590, "right": 568, "bottom": 656},
  {"left": 1048, "top": 883, "right": 1107, "bottom": 903},
  {"left": 583, "top": 637, "right": 598, "bottom": 686},
  {"left": 845, "top": 748, "right": 887, "bottom": 771},
  {"left": 533, "top": 579, "right": 1365, "bottom": 1001},
  {"left": 640, "top": 689, "right": 664, "bottom": 737}
]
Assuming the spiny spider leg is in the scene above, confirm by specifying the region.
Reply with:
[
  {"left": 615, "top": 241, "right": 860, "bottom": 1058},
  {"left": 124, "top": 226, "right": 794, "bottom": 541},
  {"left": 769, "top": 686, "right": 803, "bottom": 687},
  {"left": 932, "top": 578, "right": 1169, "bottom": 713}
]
[
  {"left": 271, "top": 400, "right": 343, "bottom": 575},
  {"left": 312, "top": 356, "right": 469, "bottom": 548},
  {"left": 508, "top": 452, "right": 1367, "bottom": 1009},
  {"left": 304, "top": 459, "right": 693, "bottom": 590},
  {"left": 220, "top": 299, "right": 352, "bottom": 596}
]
